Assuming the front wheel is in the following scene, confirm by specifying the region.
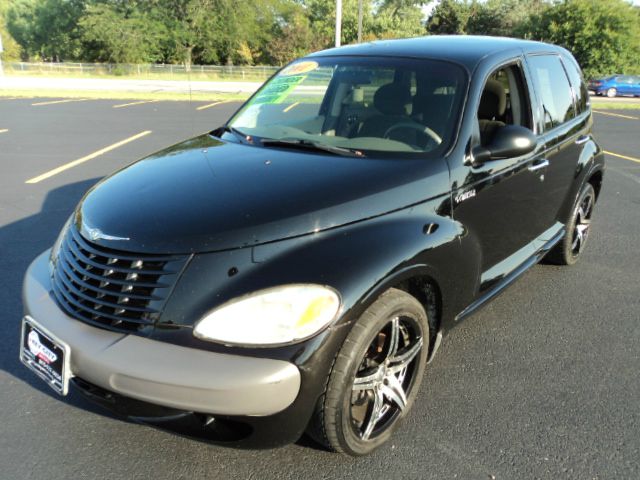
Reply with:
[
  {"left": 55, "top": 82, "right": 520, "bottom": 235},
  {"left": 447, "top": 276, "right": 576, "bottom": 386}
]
[
  {"left": 547, "top": 183, "right": 596, "bottom": 266},
  {"left": 309, "top": 288, "right": 429, "bottom": 455}
]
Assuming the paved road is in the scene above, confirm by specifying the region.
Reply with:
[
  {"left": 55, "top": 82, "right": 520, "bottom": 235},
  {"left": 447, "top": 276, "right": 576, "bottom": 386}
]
[
  {"left": 590, "top": 93, "right": 640, "bottom": 104},
  {"left": 0, "top": 98, "right": 638, "bottom": 479},
  {"left": 0, "top": 76, "right": 265, "bottom": 94}
]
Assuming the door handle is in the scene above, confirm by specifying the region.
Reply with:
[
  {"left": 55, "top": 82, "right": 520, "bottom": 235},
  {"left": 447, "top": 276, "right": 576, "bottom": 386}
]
[
  {"left": 575, "top": 135, "right": 590, "bottom": 145},
  {"left": 528, "top": 158, "right": 549, "bottom": 172}
]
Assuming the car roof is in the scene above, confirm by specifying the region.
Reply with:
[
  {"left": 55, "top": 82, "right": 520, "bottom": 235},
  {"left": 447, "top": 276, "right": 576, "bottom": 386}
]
[{"left": 309, "top": 35, "right": 565, "bottom": 70}]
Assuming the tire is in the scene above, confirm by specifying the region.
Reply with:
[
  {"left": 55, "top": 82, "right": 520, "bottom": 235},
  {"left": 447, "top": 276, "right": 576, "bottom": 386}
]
[
  {"left": 606, "top": 87, "right": 617, "bottom": 98},
  {"left": 308, "top": 288, "right": 430, "bottom": 456},
  {"left": 546, "top": 183, "right": 596, "bottom": 266}
]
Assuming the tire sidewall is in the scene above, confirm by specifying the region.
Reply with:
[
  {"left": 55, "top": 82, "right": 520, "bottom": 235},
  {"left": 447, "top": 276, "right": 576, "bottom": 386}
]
[
  {"left": 331, "top": 290, "right": 429, "bottom": 455},
  {"left": 562, "top": 183, "right": 595, "bottom": 265}
]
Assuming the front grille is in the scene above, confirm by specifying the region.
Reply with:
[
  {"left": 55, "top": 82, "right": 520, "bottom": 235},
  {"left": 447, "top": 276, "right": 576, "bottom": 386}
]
[{"left": 51, "top": 226, "right": 188, "bottom": 332}]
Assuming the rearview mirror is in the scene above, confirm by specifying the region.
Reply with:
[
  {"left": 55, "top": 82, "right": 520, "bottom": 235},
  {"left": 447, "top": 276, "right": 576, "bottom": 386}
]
[{"left": 472, "top": 125, "right": 537, "bottom": 164}]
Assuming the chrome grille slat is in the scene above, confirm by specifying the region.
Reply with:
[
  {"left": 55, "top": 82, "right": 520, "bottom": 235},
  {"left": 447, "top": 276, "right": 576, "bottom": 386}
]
[
  {"left": 51, "top": 225, "right": 187, "bottom": 332},
  {"left": 52, "top": 281, "right": 154, "bottom": 325},
  {"left": 58, "top": 250, "right": 161, "bottom": 300},
  {"left": 66, "top": 239, "right": 172, "bottom": 275},
  {"left": 57, "top": 269, "right": 157, "bottom": 313},
  {"left": 60, "top": 245, "right": 169, "bottom": 288}
]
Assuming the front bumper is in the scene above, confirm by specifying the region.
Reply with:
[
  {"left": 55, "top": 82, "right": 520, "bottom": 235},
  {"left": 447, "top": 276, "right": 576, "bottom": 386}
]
[{"left": 22, "top": 251, "right": 301, "bottom": 418}]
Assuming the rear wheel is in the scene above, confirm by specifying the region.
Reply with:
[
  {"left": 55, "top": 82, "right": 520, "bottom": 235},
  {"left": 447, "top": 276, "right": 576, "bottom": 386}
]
[
  {"left": 547, "top": 183, "right": 596, "bottom": 266},
  {"left": 309, "top": 288, "right": 429, "bottom": 456},
  {"left": 606, "top": 87, "right": 617, "bottom": 98}
]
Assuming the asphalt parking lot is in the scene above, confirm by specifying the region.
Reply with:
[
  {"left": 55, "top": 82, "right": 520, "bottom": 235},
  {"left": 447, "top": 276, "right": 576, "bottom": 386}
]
[{"left": 1, "top": 98, "right": 639, "bottom": 479}]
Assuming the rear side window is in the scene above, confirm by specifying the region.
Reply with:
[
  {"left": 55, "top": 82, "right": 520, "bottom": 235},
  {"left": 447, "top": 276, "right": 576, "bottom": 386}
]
[
  {"left": 527, "top": 55, "right": 575, "bottom": 130},
  {"left": 562, "top": 58, "right": 589, "bottom": 114}
]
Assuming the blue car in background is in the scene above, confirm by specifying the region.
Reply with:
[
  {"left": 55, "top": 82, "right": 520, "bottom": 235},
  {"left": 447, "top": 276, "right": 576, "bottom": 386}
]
[{"left": 589, "top": 75, "right": 640, "bottom": 97}]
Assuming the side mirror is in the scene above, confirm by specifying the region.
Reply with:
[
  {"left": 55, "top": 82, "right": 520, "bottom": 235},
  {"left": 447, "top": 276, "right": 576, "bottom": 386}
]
[{"left": 472, "top": 125, "right": 537, "bottom": 164}]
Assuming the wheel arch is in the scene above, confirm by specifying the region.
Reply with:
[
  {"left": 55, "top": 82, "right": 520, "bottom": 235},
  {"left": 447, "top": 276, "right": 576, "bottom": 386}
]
[
  {"left": 587, "top": 168, "right": 603, "bottom": 200},
  {"left": 358, "top": 265, "right": 445, "bottom": 360}
]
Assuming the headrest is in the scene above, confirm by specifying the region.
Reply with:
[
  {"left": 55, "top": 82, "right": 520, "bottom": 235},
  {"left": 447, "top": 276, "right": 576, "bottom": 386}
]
[
  {"left": 374, "top": 83, "right": 412, "bottom": 116},
  {"left": 479, "top": 79, "right": 506, "bottom": 120}
]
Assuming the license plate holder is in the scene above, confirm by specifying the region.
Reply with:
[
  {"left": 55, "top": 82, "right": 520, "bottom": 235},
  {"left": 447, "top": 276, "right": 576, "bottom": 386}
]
[{"left": 20, "top": 316, "right": 71, "bottom": 395}]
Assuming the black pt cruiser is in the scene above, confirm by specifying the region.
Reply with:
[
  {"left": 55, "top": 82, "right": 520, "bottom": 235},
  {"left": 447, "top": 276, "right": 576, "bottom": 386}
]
[{"left": 21, "top": 36, "right": 604, "bottom": 456}]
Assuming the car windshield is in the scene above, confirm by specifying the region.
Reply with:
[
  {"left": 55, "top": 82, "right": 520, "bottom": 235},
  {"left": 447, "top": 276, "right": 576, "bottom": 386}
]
[{"left": 225, "top": 56, "right": 467, "bottom": 157}]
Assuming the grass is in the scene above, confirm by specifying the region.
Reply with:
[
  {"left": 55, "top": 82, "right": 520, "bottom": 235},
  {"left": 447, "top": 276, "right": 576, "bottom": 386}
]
[
  {"left": 0, "top": 88, "right": 251, "bottom": 102},
  {"left": 589, "top": 101, "right": 640, "bottom": 110}
]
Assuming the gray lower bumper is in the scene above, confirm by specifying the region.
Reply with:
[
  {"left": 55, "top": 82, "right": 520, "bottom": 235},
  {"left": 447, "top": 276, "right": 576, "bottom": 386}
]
[{"left": 22, "top": 251, "right": 301, "bottom": 416}]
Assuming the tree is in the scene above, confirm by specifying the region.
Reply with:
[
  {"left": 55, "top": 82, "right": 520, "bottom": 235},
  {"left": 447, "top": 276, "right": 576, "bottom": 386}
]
[
  {"left": 522, "top": 0, "right": 640, "bottom": 78},
  {"left": 79, "top": 3, "right": 165, "bottom": 64},
  {"left": 266, "top": 9, "right": 324, "bottom": 65},
  {"left": 305, "top": 0, "right": 425, "bottom": 47},
  {"left": 426, "top": 0, "right": 478, "bottom": 34},
  {"left": 426, "top": 0, "right": 547, "bottom": 36},
  {"left": 0, "top": 0, "right": 22, "bottom": 60},
  {"left": 7, "top": 0, "right": 85, "bottom": 61}
]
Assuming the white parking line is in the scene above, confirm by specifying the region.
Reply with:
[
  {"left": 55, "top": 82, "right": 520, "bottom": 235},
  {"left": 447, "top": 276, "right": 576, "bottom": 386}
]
[
  {"left": 113, "top": 100, "right": 160, "bottom": 109},
  {"left": 196, "top": 101, "right": 229, "bottom": 111},
  {"left": 0, "top": 129, "right": 8, "bottom": 134},
  {"left": 25, "top": 130, "right": 152, "bottom": 184},
  {"left": 32, "top": 98, "right": 90, "bottom": 107}
]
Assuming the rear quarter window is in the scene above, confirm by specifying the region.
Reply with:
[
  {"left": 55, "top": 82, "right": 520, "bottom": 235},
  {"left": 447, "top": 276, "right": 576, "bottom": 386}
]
[
  {"left": 561, "top": 57, "right": 589, "bottom": 114},
  {"left": 527, "top": 54, "right": 575, "bottom": 130}
]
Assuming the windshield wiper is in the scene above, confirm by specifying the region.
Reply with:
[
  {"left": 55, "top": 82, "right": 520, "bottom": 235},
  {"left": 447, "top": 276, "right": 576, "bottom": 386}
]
[
  {"left": 260, "top": 138, "right": 365, "bottom": 157},
  {"left": 216, "top": 125, "right": 250, "bottom": 144}
]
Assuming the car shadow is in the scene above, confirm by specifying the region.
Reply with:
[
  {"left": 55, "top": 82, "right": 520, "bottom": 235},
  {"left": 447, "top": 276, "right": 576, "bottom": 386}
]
[{"left": 0, "top": 177, "right": 124, "bottom": 421}]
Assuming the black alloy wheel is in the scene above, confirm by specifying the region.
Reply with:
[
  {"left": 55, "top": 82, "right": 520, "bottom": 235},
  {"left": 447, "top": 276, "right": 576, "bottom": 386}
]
[
  {"left": 309, "top": 288, "right": 429, "bottom": 455},
  {"left": 547, "top": 182, "right": 596, "bottom": 265}
]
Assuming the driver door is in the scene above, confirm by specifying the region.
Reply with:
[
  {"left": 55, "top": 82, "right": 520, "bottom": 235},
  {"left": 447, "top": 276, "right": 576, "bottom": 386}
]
[{"left": 451, "top": 62, "right": 550, "bottom": 289}]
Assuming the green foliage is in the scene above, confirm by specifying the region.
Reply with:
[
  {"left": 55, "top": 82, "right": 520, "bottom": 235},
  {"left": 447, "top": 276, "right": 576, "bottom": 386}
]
[
  {"left": 7, "top": 0, "right": 85, "bottom": 61},
  {"left": 3, "top": 0, "right": 639, "bottom": 79},
  {"left": 426, "top": 0, "right": 640, "bottom": 78},
  {"left": 304, "top": 0, "right": 426, "bottom": 47},
  {"left": 79, "top": 3, "right": 165, "bottom": 64},
  {"left": 521, "top": 0, "right": 640, "bottom": 78},
  {"left": 0, "top": 0, "right": 22, "bottom": 60},
  {"left": 426, "top": 0, "right": 546, "bottom": 36}
]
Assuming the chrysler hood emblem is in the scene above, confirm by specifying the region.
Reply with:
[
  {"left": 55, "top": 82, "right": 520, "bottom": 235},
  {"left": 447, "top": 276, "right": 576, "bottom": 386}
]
[{"left": 81, "top": 223, "right": 130, "bottom": 242}]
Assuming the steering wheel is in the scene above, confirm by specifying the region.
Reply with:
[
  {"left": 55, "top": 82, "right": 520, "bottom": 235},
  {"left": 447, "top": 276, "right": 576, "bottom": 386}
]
[{"left": 383, "top": 122, "right": 442, "bottom": 146}]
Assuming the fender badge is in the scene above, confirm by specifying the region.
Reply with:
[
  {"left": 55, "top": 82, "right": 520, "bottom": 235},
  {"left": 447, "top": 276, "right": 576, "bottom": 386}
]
[{"left": 455, "top": 189, "right": 476, "bottom": 204}]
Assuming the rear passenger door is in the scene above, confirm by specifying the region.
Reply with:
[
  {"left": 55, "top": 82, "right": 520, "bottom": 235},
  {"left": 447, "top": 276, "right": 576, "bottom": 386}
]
[{"left": 524, "top": 54, "right": 588, "bottom": 230}]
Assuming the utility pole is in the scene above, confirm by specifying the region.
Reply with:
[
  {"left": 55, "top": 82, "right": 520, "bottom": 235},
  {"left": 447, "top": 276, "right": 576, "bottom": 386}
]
[
  {"left": 335, "top": 0, "right": 342, "bottom": 47},
  {"left": 357, "top": 0, "right": 363, "bottom": 43}
]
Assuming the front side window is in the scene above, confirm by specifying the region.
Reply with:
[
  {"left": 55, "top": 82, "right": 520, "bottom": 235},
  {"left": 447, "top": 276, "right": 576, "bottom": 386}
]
[
  {"left": 527, "top": 55, "right": 575, "bottom": 131},
  {"left": 477, "top": 64, "right": 533, "bottom": 146},
  {"left": 226, "top": 56, "right": 467, "bottom": 157}
]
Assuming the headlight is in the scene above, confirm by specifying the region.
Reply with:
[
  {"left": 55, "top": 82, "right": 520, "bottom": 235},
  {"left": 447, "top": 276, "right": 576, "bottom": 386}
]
[
  {"left": 49, "top": 215, "right": 73, "bottom": 267},
  {"left": 193, "top": 284, "right": 341, "bottom": 346}
]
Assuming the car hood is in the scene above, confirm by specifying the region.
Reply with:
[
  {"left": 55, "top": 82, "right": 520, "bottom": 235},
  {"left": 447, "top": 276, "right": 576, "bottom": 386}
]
[{"left": 76, "top": 135, "right": 448, "bottom": 254}]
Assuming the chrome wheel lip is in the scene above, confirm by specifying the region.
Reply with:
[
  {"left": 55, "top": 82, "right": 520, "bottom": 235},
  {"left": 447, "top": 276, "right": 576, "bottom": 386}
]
[
  {"left": 571, "top": 191, "right": 594, "bottom": 257},
  {"left": 350, "top": 316, "right": 424, "bottom": 441}
]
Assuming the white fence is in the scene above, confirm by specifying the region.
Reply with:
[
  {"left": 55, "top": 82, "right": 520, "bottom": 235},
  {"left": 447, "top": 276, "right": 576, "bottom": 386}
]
[{"left": 4, "top": 62, "right": 280, "bottom": 81}]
